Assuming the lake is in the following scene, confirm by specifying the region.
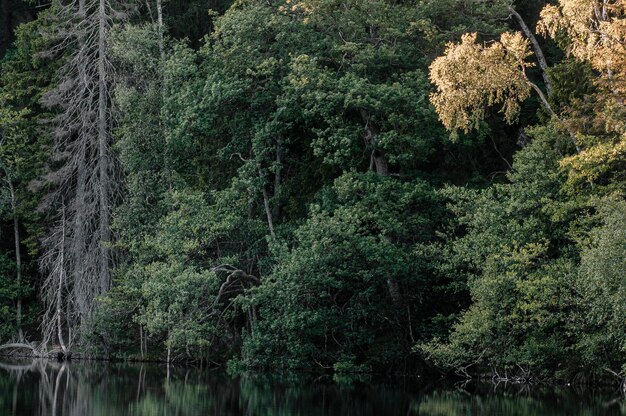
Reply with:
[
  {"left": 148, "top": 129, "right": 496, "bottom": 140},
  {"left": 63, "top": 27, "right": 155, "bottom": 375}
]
[{"left": 0, "top": 359, "right": 623, "bottom": 415}]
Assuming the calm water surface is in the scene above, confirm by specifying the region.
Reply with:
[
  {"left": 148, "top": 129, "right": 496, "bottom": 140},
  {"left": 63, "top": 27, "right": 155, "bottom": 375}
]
[{"left": 0, "top": 359, "right": 624, "bottom": 415}]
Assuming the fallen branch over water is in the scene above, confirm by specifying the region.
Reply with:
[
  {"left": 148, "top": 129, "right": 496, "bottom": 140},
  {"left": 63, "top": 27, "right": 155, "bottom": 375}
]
[
  {"left": 0, "top": 343, "right": 39, "bottom": 352},
  {"left": 0, "top": 342, "right": 68, "bottom": 360}
]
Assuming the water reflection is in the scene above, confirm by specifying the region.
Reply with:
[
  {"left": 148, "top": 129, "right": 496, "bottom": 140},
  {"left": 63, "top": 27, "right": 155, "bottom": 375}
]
[{"left": 0, "top": 359, "right": 623, "bottom": 415}]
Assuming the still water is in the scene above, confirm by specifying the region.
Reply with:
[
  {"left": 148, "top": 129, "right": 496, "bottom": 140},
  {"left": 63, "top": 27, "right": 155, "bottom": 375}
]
[{"left": 0, "top": 359, "right": 624, "bottom": 415}]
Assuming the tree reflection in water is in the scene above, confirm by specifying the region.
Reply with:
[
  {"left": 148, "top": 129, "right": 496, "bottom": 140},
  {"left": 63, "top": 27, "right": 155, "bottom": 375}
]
[{"left": 0, "top": 360, "right": 623, "bottom": 415}]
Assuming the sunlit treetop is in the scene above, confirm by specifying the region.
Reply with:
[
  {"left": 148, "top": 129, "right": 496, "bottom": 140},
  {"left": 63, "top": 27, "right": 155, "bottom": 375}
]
[
  {"left": 539, "top": 0, "right": 626, "bottom": 98},
  {"left": 429, "top": 32, "right": 534, "bottom": 135},
  {"left": 538, "top": 1, "right": 626, "bottom": 187}
]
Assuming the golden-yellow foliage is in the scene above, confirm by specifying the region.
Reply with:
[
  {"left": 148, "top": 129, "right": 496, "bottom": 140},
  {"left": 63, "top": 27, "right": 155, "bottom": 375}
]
[
  {"left": 539, "top": 0, "right": 626, "bottom": 99},
  {"left": 429, "top": 32, "right": 534, "bottom": 134},
  {"left": 539, "top": 1, "right": 626, "bottom": 186}
]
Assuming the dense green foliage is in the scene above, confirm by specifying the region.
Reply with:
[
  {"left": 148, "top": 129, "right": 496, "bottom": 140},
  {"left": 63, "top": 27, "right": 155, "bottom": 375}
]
[
  {"left": 0, "top": 12, "right": 54, "bottom": 341},
  {"left": 1, "top": 0, "right": 626, "bottom": 383}
]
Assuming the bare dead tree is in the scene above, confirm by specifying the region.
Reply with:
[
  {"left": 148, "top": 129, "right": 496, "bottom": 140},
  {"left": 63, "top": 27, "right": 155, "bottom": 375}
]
[
  {"left": 38, "top": 0, "right": 131, "bottom": 353},
  {"left": 40, "top": 203, "right": 70, "bottom": 355}
]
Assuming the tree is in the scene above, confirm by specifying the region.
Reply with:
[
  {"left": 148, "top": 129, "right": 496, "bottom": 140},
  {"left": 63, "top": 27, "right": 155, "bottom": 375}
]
[
  {"left": 0, "top": 97, "right": 28, "bottom": 342},
  {"left": 0, "top": 17, "right": 54, "bottom": 344},
  {"left": 240, "top": 173, "right": 443, "bottom": 371},
  {"left": 419, "top": 128, "right": 581, "bottom": 378},
  {"left": 92, "top": 0, "right": 527, "bottom": 368},
  {"left": 429, "top": 1, "right": 626, "bottom": 189},
  {"left": 539, "top": 0, "right": 626, "bottom": 99},
  {"left": 429, "top": 32, "right": 536, "bottom": 135},
  {"left": 539, "top": 0, "right": 626, "bottom": 189},
  {"left": 38, "top": 0, "right": 130, "bottom": 354},
  {"left": 575, "top": 199, "right": 626, "bottom": 377},
  {"left": 0, "top": 0, "right": 39, "bottom": 57}
]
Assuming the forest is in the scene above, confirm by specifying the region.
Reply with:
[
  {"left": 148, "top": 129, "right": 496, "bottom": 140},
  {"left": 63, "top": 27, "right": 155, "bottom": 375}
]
[{"left": 0, "top": 0, "right": 625, "bottom": 384}]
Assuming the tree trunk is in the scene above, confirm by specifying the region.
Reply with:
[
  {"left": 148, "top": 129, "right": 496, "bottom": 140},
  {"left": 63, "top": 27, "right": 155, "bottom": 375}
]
[
  {"left": 8, "top": 181, "right": 23, "bottom": 342},
  {"left": 156, "top": 0, "right": 172, "bottom": 189},
  {"left": 71, "top": 0, "right": 89, "bottom": 320},
  {"left": 360, "top": 110, "right": 401, "bottom": 305},
  {"left": 57, "top": 207, "right": 68, "bottom": 357},
  {"left": 525, "top": 77, "right": 591, "bottom": 185},
  {"left": 261, "top": 186, "right": 276, "bottom": 238},
  {"left": 508, "top": 6, "right": 552, "bottom": 95},
  {"left": 156, "top": 0, "right": 164, "bottom": 61},
  {"left": 372, "top": 152, "right": 389, "bottom": 176},
  {"left": 527, "top": 80, "right": 582, "bottom": 153},
  {"left": 272, "top": 140, "right": 282, "bottom": 219},
  {"left": 98, "top": 0, "right": 111, "bottom": 294}
]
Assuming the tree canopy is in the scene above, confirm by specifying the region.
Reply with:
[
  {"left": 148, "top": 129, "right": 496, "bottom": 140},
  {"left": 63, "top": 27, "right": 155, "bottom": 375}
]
[{"left": 1, "top": 0, "right": 626, "bottom": 383}]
